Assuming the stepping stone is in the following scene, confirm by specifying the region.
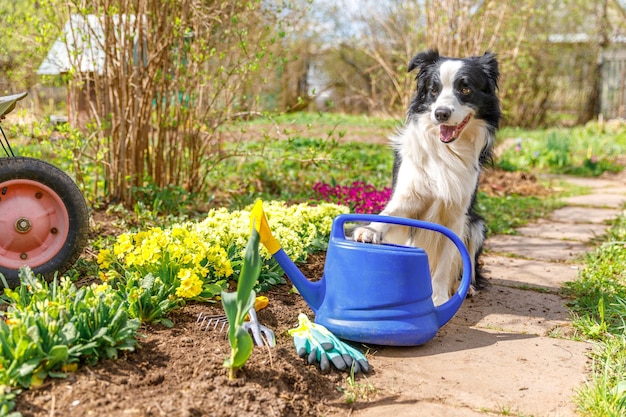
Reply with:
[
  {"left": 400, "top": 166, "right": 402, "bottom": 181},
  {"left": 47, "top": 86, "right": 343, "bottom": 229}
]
[
  {"left": 516, "top": 219, "right": 608, "bottom": 242},
  {"left": 559, "top": 176, "right": 622, "bottom": 189},
  {"left": 602, "top": 185, "right": 626, "bottom": 195},
  {"left": 457, "top": 286, "right": 572, "bottom": 336},
  {"left": 484, "top": 235, "right": 589, "bottom": 262},
  {"left": 481, "top": 255, "right": 581, "bottom": 290},
  {"left": 564, "top": 193, "right": 626, "bottom": 208},
  {"left": 548, "top": 206, "right": 620, "bottom": 224}
]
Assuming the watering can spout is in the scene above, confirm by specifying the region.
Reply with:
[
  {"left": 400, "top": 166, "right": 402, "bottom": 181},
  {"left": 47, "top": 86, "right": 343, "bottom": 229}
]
[{"left": 250, "top": 201, "right": 325, "bottom": 311}]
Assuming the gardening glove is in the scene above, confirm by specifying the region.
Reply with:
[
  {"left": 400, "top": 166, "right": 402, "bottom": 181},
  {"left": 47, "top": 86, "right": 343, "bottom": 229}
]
[{"left": 288, "top": 313, "right": 369, "bottom": 374}]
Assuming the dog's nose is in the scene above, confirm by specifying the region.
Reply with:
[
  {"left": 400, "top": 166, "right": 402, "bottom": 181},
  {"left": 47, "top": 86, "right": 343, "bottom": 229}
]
[{"left": 434, "top": 108, "right": 451, "bottom": 122}]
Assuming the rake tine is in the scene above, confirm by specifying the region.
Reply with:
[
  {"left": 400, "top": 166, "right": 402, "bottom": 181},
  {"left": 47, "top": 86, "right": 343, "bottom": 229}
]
[
  {"left": 196, "top": 312, "right": 228, "bottom": 332},
  {"left": 196, "top": 312, "right": 208, "bottom": 330},
  {"left": 209, "top": 316, "right": 228, "bottom": 332}
]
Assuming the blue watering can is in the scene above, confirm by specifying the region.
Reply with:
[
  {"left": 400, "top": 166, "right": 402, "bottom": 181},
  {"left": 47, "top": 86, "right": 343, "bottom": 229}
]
[{"left": 250, "top": 201, "right": 472, "bottom": 346}]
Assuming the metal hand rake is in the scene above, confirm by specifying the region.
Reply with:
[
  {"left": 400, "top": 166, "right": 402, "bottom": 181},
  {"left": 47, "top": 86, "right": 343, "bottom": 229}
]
[{"left": 196, "top": 297, "right": 275, "bottom": 347}]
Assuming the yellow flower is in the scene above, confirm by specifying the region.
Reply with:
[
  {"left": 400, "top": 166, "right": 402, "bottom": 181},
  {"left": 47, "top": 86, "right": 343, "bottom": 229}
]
[
  {"left": 30, "top": 373, "right": 45, "bottom": 388},
  {"left": 176, "top": 269, "right": 203, "bottom": 298},
  {"left": 61, "top": 363, "right": 79, "bottom": 373},
  {"left": 114, "top": 233, "right": 133, "bottom": 256},
  {"left": 97, "top": 249, "right": 112, "bottom": 269},
  {"left": 92, "top": 283, "right": 109, "bottom": 295},
  {"left": 5, "top": 318, "right": 19, "bottom": 327}
]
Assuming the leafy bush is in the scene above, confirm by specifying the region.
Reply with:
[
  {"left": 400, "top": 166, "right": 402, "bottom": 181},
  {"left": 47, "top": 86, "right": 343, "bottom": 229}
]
[
  {"left": 497, "top": 125, "right": 625, "bottom": 177},
  {"left": 203, "top": 137, "right": 394, "bottom": 208}
]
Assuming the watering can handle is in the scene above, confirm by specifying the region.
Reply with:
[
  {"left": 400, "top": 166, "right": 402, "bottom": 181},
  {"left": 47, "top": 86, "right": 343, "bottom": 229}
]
[{"left": 332, "top": 214, "right": 472, "bottom": 327}]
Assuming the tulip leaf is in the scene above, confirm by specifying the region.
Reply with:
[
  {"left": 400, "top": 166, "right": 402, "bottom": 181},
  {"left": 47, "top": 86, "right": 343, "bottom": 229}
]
[{"left": 222, "top": 216, "right": 262, "bottom": 379}]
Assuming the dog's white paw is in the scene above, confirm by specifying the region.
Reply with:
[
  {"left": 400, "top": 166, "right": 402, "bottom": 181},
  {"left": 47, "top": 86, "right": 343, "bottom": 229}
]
[
  {"left": 352, "top": 226, "right": 382, "bottom": 244},
  {"left": 467, "top": 285, "right": 478, "bottom": 297}
]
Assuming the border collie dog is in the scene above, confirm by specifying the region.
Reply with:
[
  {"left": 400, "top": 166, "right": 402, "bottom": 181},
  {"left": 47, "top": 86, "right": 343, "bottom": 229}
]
[{"left": 353, "top": 49, "right": 501, "bottom": 306}]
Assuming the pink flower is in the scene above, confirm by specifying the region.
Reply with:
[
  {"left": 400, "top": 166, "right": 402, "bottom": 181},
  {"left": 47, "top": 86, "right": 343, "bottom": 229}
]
[{"left": 312, "top": 181, "right": 391, "bottom": 214}]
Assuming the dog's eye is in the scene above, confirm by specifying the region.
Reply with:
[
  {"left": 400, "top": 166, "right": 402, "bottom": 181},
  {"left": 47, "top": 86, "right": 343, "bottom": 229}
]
[
  {"left": 429, "top": 86, "right": 439, "bottom": 96},
  {"left": 460, "top": 87, "right": 472, "bottom": 95}
]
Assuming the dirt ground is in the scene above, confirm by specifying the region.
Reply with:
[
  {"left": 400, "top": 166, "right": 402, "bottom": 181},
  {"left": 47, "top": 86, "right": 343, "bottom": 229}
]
[{"left": 14, "top": 170, "right": 548, "bottom": 417}]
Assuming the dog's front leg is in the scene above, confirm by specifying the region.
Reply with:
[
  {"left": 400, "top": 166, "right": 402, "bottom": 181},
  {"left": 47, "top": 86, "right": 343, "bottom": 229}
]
[
  {"left": 352, "top": 221, "right": 389, "bottom": 244},
  {"left": 352, "top": 194, "right": 419, "bottom": 244}
]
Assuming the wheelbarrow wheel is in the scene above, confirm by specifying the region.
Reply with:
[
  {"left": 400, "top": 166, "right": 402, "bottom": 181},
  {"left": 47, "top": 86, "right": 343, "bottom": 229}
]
[{"left": 0, "top": 157, "right": 89, "bottom": 288}]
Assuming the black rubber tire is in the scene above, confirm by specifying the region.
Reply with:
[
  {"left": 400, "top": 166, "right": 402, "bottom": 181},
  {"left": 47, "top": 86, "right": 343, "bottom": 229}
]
[{"left": 0, "top": 157, "right": 89, "bottom": 288}]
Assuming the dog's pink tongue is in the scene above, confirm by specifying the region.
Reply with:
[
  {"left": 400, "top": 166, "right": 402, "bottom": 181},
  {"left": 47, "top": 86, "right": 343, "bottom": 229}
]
[{"left": 440, "top": 125, "right": 456, "bottom": 143}]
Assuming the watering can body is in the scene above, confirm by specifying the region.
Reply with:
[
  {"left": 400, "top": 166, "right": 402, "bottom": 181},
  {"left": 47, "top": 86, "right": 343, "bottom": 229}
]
[{"left": 271, "top": 213, "right": 472, "bottom": 346}]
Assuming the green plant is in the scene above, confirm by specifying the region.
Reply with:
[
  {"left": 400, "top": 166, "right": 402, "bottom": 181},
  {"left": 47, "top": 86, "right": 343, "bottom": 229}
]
[
  {"left": 497, "top": 125, "right": 625, "bottom": 177},
  {"left": 112, "top": 272, "right": 182, "bottom": 328},
  {"left": 336, "top": 369, "right": 376, "bottom": 404},
  {"left": 132, "top": 183, "right": 196, "bottom": 218},
  {"left": 0, "top": 268, "right": 140, "bottom": 389},
  {"left": 204, "top": 137, "right": 394, "bottom": 208},
  {"left": 564, "top": 220, "right": 626, "bottom": 337},
  {"left": 564, "top": 210, "right": 626, "bottom": 416},
  {"left": 221, "top": 217, "right": 262, "bottom": 379},
  {"left": 0, "top": 385, "right": 21, "bottom": 417},
  {"left": 577, "top": 334, "right": 626, "bottom": 416}
]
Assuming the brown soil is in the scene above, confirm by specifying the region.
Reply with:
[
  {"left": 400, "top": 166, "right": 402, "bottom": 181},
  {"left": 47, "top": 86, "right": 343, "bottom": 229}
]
[{"left": 14, "top": 169, "right": 549, "bottom": 417}]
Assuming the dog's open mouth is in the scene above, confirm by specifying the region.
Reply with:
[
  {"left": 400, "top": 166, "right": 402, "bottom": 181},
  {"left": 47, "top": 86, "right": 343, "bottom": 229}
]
[{"left": 439, "top": 114, "right": 472, "bottom": 143}]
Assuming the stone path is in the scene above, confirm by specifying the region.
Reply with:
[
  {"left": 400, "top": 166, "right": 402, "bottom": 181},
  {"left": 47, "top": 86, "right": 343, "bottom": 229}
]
[{"left": 345, "top": 176, "right": 626, "bottom": 417}]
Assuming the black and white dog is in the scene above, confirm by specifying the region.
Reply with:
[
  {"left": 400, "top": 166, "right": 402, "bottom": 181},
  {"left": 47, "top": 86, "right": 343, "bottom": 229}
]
[{"left": 353, "top": 49, "right": 501, "bottom": 306}]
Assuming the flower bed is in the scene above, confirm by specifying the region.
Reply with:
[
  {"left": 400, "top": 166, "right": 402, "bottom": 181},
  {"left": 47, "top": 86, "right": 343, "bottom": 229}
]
[
  {"left": 313, "top": 181, "right": 391, "bottom": 214},
  {"left": 1, "top": 200, "right": 349, "bottom": 413}
]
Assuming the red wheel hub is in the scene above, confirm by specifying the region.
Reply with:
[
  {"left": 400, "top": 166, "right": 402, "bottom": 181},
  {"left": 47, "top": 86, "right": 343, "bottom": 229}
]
[{"left": 0, "top": 179, "right": 70, "bottom": 269}]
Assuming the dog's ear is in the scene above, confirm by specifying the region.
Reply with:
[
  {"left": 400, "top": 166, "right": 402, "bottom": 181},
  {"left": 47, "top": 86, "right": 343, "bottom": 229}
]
[
  {"left": 478, "top": 52, "right": 499, "bottom": 89},
  {"left": 408, "top": 49, "right": 440, "bottom": 73}
]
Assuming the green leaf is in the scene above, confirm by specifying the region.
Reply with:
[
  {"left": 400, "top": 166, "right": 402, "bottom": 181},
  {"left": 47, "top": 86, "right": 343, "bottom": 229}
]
[
  {"left": 158, "top": 317, "right": 174, "bottom": 328},
  {"left": 236, "top": 227, "right": 261, "bottom": 323},
  {"left": 105, "top": 347, "right": 119, "bottom": 360},
  {"left": 222, "top": 220, "right": 263, "bottom": 378},
  {"left": 17, "top": 359, "right": 39, "bottom": 377},
  {"left": 221, "top": 291, "right": 238, "bottom": 332},
  {"left": 45, "top": 345, "right": 68, "bottom": 369},
  {"left": 61, "top": 322, "right": 77, "bottom": 343},
  {"left": 26, "top": 325, "right": 40, "bottom": 344},
  {"left": 140, "top": 273, "right": 156, "bottom": 290},
  {"left": 91, "top": 327, "right": 108, "bottom": 340},
  {"left": 224, "top": 326, "right": 254, "bottom": 370}
]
